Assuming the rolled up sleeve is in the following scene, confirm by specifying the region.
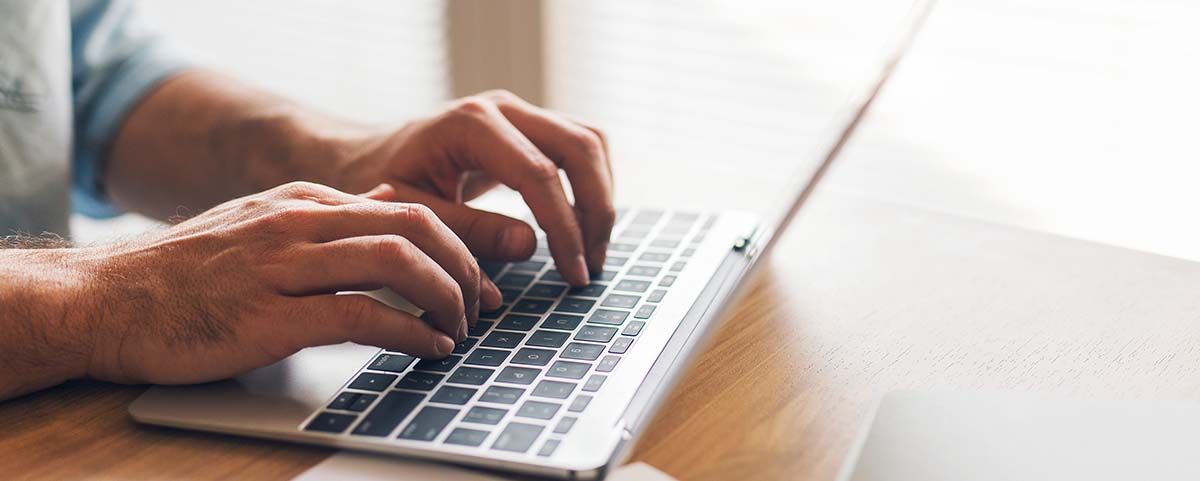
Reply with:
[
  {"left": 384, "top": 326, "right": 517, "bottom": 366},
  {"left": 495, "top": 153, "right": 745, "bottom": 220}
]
[{"left": 71, "top": 0, "right": 190, "bottom": 218}]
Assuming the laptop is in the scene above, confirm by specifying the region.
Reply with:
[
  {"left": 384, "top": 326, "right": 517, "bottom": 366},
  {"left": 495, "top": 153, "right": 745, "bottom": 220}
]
[{"left": 128, "top": 2, "right": 932, "bottom": 478}]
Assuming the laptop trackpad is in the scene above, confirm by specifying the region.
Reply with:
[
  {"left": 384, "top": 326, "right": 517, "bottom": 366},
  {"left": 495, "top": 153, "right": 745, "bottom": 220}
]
[{"left": 839, "top": 390, "right": 1200, "bottom": 481}]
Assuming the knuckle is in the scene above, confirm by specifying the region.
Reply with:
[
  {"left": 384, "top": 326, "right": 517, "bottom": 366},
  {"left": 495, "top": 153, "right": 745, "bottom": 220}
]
[
  {"left": 338, "top": 298, "right": 373, "bottom": 336},
  {"left": 528, "top": 159, "right": 561, "bottom": 184},
  {"left": 571, "top": 129, "right": 605, "bottom": 158},
  {"left": 451, "top": 97, "right": 493, "bottom": 119},
  {"left": 400, "top": 203, "right": 438, "bottom": 230},
  {"left": 274, "top": 181, "right": 321, "bottom": 199},
  {"left": 482, "top": 89, "right": 519, "bottom": 104},
  {"left": 374, "top": 235, "right": 415, "bottom": 263}
]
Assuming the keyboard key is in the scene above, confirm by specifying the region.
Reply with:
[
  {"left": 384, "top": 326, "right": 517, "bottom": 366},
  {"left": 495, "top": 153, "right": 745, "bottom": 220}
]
[
  {"left": 608, "top": 242, "right": 637, "bottom": 252},
  {"left": 575, "top": 325, "right": 617, "bottom": 343},
  {"left": 671, "top": 211, "right": 700, "bottom": 222},
  {"left": 647, "top": 289, "right": 667, "bottom": 303},
  {"left": 509, "top": 260, "right": 546, "bottom": 272},
  {"left": 516, "top": 400, "right": 561, "bottom": 420},
  {"left": 567, "top": 284, "right": 607, "bottom": 298},
  {"left": 482, "top": 331, "right": 525, "bottom": 349},
  {"left": 597, "top": 355, "right": 621, "bottom": 372},
  {"left": 497, "top": 273, "right": 534, "bottom": 288},
  {"left": 555, "top": 297, "right": 596, "bottom": 313},
  {"left": 511, "top": 348, "right": 556, "bottom": 366},
  {"left": 615, "top": 279, "right": 651, "bottom": 293},
  {"left": 491, "top": 422, "right": 544, "bottom": 453},
  {"left": 511, "top": 298, "right": 553, "bottom": 315},
  {"left": 453, "top": 337, "right": 478, "bottom": 354},
  {"left": 610, "top": 337, "right": 634, "bottom": 355},
  {"left": 681, "top": 247, "right": 696, "bottom": 257},
  {"left": 588, "top": 309, "right": 629, "bottom": 326},
  {"left": 638, "top": 252, "right": 671, "bottom": 263},
  {"left": 568, "top": 395, "right": 592, "bottom": 413},
  {"left": 349, "top": 372, "right": 397, "bottom": 391},
  {"left": 498, "top": 314, "right": 540, "bottom": 331},
  {"left": 520, "top": 331, "right": 566, "bottom": 349},
  {"left": 553, "top": 416, "right": 577, "bottom": 435},
  {"left": 328, "top": 392, "right": 360, "bottom": 410},
  {"left": 541, "top": 313, "right": 584, "bottom": 331},
  {"left": 541, "top": 270, "right": 566, "bottom": 282},
  {"left": 582, "top": 374, "right": 607, "bottom": 392},
  {"left": 620, "top": 225, "right": 651, "bottom": 238},
  {"left": 396, "top": 371, "right": 442, "bottom": 391},
  {"left": 468, "top": 320, "right": 494, "bottom": 337},
  {"left": 305, "top": 412, "right": 357, "bottom": 433},
  {"left": 592, "top": 270, "right": 618, "bottom": 282},
  {"left": 464, "top": 349, "right": 510, "bottom": 367},
  {"left": 448, "top": 367, "right": 494, "bottom": 385},
  {"left": 479, "top": 260, "right": 507, "bottom": 279},
  {"left": 547, "top": 360, "right": 591, "bottom": 379},
  {"left": 661, "top": 223, "right": 692, "bottom": 235},
  {"left": 561, "top": 343, "right": 605, "bottom": 361},
  {"left": 464, "top": 406, "right": 508, "bottom": 425},
  {"left": 635, "top": 304, "right": 656, "bottom": 319},
  {"left": 670, "top": 260, "right": 687, "bottom": 272},
  {"left": 604, "top": 256, "right": 629, "bottom": 267},
  {"left": 532, "top": 380, "right": 576, "bottom": 400},
  {"left": 538, "top": 439, "right": 561, "bottom": 457},
  {"left": 534, "top": 246, "right": 551, "bottom": 258},
  {"left": 622, "top": 321, "right": 646, "bottom": 336},
  {"left": 526, "top": 283, "right": 566, "bottom": 298},
  {"left": 415, "top": 355, "right": 462, "bottom": 373},
  {"left": 445, "top": 427, "right": 490, "bottom": 447},
  {"left": 691, "top": 232, "right": 707, "bottom": 242},
  {"left": 499, "top": 288, "right": 522, "bottom": 303},
  {"left": 601, "top": 294, "right": 639, "bottom": 309},
  {"left": 368, "top": 353, "right": 415, "bottom": 373},
  {"left": 626, "top": 265, "right": 661, "bottom": 277},
  {"left": 398, "top": 406, "right": 458, "bottom": 441},
  {"left": 430, "top": 385, "right": 476, "bottom": 405},
  {"left": 480, "top": 386, "right": 525, "bottom": 404},
  {"left": 650, "top": 239, "right": 680, "bottom": 249},
  {"left": 350, "top": 393, "right": 377, "bottom": 412},
  {"left": 352, "top": 391, "right": 424, "bottom": 436},
  {"left": 496, "top": 366, "right": 541, "bottom": 385},
  {"left": 659, "top": 275, "right": 677, "bottom": 287},
  {"left": 480, "top": 305, "right": 506, "bottom": 320},
  {"left": 631, "top": 210, "right": 663, "bottom": 224}
]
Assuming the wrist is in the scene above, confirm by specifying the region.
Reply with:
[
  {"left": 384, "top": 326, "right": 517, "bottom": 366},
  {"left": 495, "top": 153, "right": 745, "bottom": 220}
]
[
  {"left": 239, "top": 108, "right": 381, "bottom": 193},
  {"left": 0, "top": 247, "right": 103, "bottom": 395}
]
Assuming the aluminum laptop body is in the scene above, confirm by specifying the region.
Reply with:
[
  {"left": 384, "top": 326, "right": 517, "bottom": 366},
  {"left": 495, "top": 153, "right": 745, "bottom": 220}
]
[{"left": 129, "top": 3, "right": 931, "bottom": 478}]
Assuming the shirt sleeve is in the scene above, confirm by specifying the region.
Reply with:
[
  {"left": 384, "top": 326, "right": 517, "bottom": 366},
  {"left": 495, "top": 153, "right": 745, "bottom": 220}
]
[{"left": 70, "top": 0, "right": 190, "bottom": 218}]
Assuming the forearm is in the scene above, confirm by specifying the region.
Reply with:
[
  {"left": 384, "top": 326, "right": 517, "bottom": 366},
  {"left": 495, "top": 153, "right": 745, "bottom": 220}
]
[
  {"left": 105, "top": 69, "right": 376, "bottom": 220},
  {"left": 0, "top": 247, "right": 97, "bottom": 400}
]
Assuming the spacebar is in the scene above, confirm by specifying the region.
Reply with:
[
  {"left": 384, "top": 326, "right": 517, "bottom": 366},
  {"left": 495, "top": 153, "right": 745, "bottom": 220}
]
[{"left": 351, "top": 391, "right": 424, "bottom": 437}]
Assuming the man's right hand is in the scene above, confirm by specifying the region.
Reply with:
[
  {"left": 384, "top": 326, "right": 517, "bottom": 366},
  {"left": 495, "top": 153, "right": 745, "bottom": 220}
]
[{"left": 74, "top": 181, "right": 500, "bottom": 386}]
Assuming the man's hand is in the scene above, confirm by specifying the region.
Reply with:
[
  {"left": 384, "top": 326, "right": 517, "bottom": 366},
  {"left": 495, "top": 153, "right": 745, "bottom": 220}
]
[
  {"left": 109, "top": 73, "right": 614, "bottom": 287},
  {"left": 0, "top": 182, "right": 501, "bottom": 396},
  {"left": 334, "top": 90, "right": 615, "bottom": 286}
]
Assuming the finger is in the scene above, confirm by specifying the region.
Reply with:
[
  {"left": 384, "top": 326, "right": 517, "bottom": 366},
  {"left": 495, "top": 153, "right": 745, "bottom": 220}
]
[
  {"left": 395, "top": 183, "right": 534, "bottom": 261},
  {"left": 359, "top": 183, "right": 398, "bottom": 202},
  {"left": 275, "top": 235, "right": 467, "bottom": 341},
  {"left": 449, "top": 101, "right": 590, "bottom": 285},
  {"left": 293, "top": 294, "right": 455, "bottom": 358},
  {"left": 459, "top": 172, "right": 500, "bottom": 202},
  {"left": 489, "top": 95, "right": 616, "bottom": 273},
  {"left": 303, "top": 202, "right": 488, "bottom": 320}
]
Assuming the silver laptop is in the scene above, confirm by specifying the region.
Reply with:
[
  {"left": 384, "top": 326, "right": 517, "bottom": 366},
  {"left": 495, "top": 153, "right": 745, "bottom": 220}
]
[{"left": 129, "top": 3, "right": 931, "bottom": 478}]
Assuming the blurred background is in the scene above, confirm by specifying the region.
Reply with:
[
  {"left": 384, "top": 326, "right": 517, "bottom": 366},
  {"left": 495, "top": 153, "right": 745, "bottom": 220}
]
[{"left": 78, "top": 0, "right": 1200, "bottom": 263}]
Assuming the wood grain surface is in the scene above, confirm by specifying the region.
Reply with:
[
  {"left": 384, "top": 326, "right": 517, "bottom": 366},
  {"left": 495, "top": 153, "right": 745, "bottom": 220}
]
[{"left": 5, "top": 192, "right": 1200, "bottom": 480}]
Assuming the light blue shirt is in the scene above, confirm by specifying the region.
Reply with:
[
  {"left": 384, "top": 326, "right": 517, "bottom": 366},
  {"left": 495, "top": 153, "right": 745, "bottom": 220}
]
[{"left": 0, "top": 0, "right": 187, "bottom": 235}]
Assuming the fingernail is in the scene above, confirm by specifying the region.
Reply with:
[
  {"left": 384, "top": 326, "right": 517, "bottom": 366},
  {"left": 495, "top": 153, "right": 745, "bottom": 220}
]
[
  {"left": 437, "top": 335, "right": 455, "bottom": 356},
  {"left": 572, "top": 254, "right": 590, "bottom": 285},
  {"left": 499, "top": 225, "right": 532, "bottom": 257}
]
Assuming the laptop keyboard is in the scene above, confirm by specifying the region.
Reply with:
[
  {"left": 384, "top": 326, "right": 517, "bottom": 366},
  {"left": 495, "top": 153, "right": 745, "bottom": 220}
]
[{"left": 304, "top": 208, "right": 717, "bottom": 457}]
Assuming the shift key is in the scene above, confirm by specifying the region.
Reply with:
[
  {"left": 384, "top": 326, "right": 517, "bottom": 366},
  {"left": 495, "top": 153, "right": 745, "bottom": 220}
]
[{"left": 352, "top": 391, "right": 424, "bottom": 437}]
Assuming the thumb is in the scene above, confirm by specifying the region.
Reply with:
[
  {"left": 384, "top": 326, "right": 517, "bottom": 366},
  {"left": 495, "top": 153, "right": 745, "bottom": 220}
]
[{"left": 392, "top": 183, "right": 536, "bottom": 261}]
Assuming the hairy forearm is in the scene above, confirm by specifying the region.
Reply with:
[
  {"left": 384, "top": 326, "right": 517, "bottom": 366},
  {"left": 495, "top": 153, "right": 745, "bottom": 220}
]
[
  {"left": 105, "top": 69, "right": 376, "bottom": 220},
  {"left": 0, "top": 246, "right": 96, "bottom": 400}
]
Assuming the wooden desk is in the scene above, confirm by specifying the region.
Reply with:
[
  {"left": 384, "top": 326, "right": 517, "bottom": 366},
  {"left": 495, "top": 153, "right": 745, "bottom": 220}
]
[{"left": 6, "top": 193, "right": 1200, "bottom": 480}]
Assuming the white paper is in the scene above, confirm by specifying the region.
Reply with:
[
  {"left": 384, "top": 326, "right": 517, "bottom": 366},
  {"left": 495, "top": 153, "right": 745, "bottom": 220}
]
[{"left": 293, "top": 451, "right": 675, "bottom": 481}]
